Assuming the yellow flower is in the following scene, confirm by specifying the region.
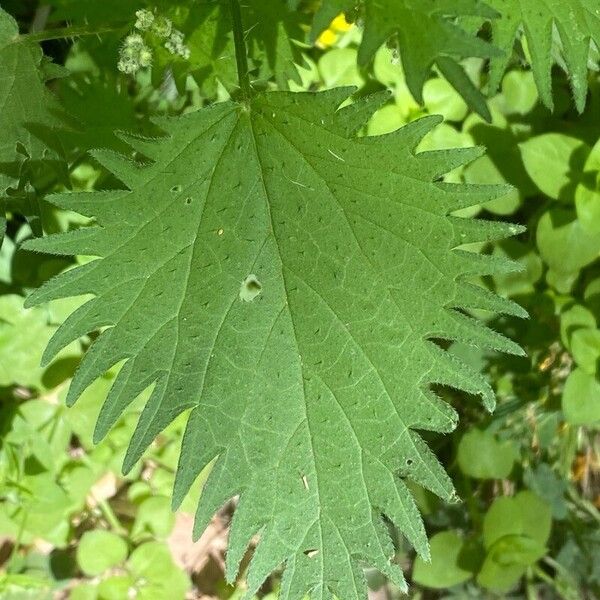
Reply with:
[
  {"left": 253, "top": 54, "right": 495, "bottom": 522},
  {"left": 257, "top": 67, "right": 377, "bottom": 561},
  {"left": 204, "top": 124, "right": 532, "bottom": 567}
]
[
  {"left": 316, "top": 13, "right": 353, "bottom": 48},
  {"left": 330, "top": 14, "right": 353, "bottom": 33}
]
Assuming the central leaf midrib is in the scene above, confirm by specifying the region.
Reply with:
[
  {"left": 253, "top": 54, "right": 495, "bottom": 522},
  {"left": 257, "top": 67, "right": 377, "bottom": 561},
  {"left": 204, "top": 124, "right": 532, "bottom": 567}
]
[{"left": 246, "top": 109, "right": 327, "bottom": 582}]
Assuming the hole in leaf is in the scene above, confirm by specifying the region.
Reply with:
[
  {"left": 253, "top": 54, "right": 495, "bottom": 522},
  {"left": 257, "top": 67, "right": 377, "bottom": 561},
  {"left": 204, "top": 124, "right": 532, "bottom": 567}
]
[
  {"left": 185, "top": 197, "right": 192, "bottom": 205},
  {"left": 303, "top": 549, "right": 319, "bottom": 559},
  {"left": 239, "top": 274, "right": 262, "bottom": 302},
  {"left": 170, "top": 185, "right": 182, "bottom": 193}
]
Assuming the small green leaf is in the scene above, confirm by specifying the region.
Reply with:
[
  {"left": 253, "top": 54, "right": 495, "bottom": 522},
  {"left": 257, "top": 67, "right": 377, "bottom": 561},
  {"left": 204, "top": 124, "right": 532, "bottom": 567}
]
[
  {"left": 519, "top": 134, "right": 590, "bottom": 201},
  {"left": 560, "top": 304, "right": 597, "bottom": 351},
  {"left": 416, "top": 122, "right": 471, "bottom": 154},
  {"left": 62, "top": 464, "right": 98, "bottom": 510},
  {"left": 524, "top": 465, "right": 569, "bottom": 520},
  {"left": 483, "top": 491, "right": 552, "bottom": 550},
  {"left": 128, "top": 542, "right": 190, "bottom": 600},
  {"left": 422, "top": 78, "right": 468, "bottom": 123},
  {"left": 77, "top": 531, "right": 128, "bottom": 576},
  {"left": 367, "top": 104, "right": 406, "bottom": 137},
  {"left": 318, "top": 47, "right": 364, "bottom": 89},
  {"left": 575, "top": 177, "right": 600, "bottom": 235},
  {"left": 457, "top": 429, "right": 516, "bottom": 480},
  {"left": 412, "top": 531, "right": 477, "bottom": 589},
  {"left": 537, "top": 209, "right": 600, "bottom": 275},
  {"left": 575, "top": 138, "right": 600, "bottom": 234},
  {"left": 570, "top": 329, "right": 600, "bottom": 374},
  {"left": 0, "top": 295, "right": 78, "bottom": 389},
  {"left": 98, "top": 576, "right": 135, "bottom": 600},
  {"left": 70, "top": 584, "right": 98, "bottom": 600},
  {"left": 585, "top": 277, "right": 600, "bottom": 315},
  {"left": 132, "top": 496, "right": 176, "bottom": 539},
  {"left": 372, "top": 47, "right": 420, "bottom": 117},
  {"left": 478, "top": 534, "right": 547, "bottom": 592},
  {"left": 491, "top": 535, "right": 546, "bottom": 566},
  {"left": 478, "top": 491, "right": 551, "bottom": 591},
  {"left": 499, "top": 71, "right": 539, "bottom": 116},
  {"left": 562, "top": 368, "right": 600, "bottom": 425},
  {"left": 546, "top": 268, "right": 580, "bottom": 295}
]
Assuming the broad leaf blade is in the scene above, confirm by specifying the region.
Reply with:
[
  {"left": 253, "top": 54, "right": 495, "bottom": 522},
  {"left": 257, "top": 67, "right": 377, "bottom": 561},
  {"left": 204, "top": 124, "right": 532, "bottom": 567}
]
[{"left": 25, "top": 89, "right": 524, "bottom": 599}]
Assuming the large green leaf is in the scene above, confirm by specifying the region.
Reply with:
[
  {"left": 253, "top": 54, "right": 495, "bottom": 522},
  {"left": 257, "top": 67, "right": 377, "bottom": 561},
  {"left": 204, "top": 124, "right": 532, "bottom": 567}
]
[
  {"left": 0, "top": 7, "right": 65, "bottom": 246},
  {"left": 0, "top": 8, "right": 64, "bottom": 191},
  {"left": 25, "top": 89, "right": 524, "bottom": 599},
  {"left": 312, "top": 0, "right": 498, "bottom": 109},
  {"left": 485, "top": 0, "right": 600, "bottom": 111},
  {"left": 312, "top": 0, "right": 600, "bottom": 112},
  {"left": 54, "top": 75, "right": 151, "bottom": 160}
]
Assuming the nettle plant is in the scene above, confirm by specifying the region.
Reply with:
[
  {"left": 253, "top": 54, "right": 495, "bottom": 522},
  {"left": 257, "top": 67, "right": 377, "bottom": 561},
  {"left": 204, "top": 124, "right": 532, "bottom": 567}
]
[{"left": 2, "top": 0, "right": 600, "bottom": 598}]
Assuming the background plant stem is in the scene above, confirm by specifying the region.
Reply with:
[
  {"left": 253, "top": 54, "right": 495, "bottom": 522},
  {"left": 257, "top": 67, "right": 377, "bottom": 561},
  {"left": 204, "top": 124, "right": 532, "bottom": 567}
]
[{"left": 229, "top": 0, "right": 251, "bottom": 99}]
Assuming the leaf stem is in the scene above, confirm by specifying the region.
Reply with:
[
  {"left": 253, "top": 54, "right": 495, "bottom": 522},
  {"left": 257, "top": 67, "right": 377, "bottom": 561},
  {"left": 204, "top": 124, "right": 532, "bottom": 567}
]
[
  {"left": 14, "top": 23, "right": 125, "bottom": 45},
  {"left": 98, "top": 498, "right": 126, "bottom": 535},
  {"left": 229, "top": 0, "right": 251, "bottom": 99},
  {"left": 6, "top": 511, "right": 28, "bottom": 573}
]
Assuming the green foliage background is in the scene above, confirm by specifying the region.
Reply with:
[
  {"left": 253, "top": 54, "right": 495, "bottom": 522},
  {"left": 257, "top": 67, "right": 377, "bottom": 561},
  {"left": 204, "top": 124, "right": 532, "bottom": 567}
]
[{"left": 1, "top": 1, "right": 600, "bottom": 599}]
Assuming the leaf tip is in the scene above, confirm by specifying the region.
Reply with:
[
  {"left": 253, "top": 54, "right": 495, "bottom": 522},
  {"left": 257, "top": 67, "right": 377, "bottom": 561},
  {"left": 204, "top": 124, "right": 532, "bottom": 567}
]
[{"left": 121, "top": 451, "right": 137, "bottom": 476}]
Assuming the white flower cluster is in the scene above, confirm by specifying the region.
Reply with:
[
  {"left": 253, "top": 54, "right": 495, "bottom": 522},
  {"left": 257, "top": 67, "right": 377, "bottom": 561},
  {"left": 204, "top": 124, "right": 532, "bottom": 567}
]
[
  {"left": 164, "top": 29, "right": 191, "bottom": 60},
  {"left": 117, "top": 8, "right": 191, "bottom": 75},
  {"left": 152, "top": 15, "right": 173, "bottom": 39},
  {"left": 134, "top": 9, "right": 154, "bottom": 31},
  {"left": 118, "top": 33, "right": 153, "bottom": 75}
]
